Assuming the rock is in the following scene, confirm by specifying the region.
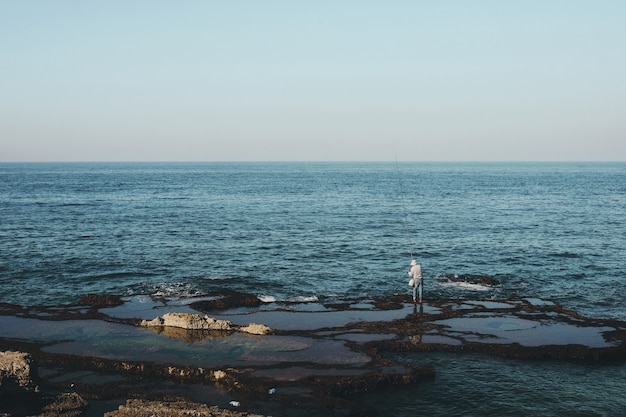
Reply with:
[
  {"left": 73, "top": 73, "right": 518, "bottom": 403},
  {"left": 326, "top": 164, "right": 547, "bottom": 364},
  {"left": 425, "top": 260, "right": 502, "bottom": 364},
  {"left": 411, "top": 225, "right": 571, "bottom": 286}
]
[
  {"left": 36, "top": 392, "right": 88, "bottom": 417},
  {"left": 441, "top": 273, "right": 501, "bottom": 286},
  {"left": 79, "top": 294, "right": 123, "bottom": 307},
  {"left": 0, "top": 351, "right": 38, "bottom": 392},
  {"left": 104, "top": 399, "right": 266, "bottom": 417},
  {"left": 141, "top": 313, "right": 232, "bottom": 331},
  {"left": 238, "top": 323, "right": 272, "bottom": 335},
  {"left": 0, "top": 352, "right": 87, "bottom": 417},
  {"left": 141, "top": 313, "right": 272, "bottom": 336}
]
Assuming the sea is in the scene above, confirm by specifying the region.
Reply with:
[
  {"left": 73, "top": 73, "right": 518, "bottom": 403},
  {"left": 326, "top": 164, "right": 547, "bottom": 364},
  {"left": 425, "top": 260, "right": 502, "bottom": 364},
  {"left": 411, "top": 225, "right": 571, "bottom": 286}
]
[{"left": 1, "top": 161, "right": 625, "bottom": 416}]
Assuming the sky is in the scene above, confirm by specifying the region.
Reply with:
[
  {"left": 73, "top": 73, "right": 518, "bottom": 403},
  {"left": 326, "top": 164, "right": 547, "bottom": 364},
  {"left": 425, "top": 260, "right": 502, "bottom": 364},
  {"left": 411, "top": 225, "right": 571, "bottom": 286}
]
[{"left": 1, "top": 1, "right": 625, "bottom": 162}]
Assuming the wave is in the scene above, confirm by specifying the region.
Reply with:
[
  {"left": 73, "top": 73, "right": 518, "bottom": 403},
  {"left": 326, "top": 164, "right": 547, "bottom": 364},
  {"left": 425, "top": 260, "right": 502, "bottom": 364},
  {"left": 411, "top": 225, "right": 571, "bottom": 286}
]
[
  {"left": 129, "top": 281, "right": 204, "bottom": 299},
  {"left": 57, "top": 202, "right": 99, "bottom": 207},
  {"left": 83, "top": 271, "right": 155, "bottom": 281},
  {"left": 196, "top": 274, "right": 241, "bottom": 281},
  {"left": 434, "top": 273, "right": 501, "bottom": 293},
  {"left": 438, "top": 281, "right": 493, "bottom": 292},
  {"left": 548, "top": 252, "right": 581, "bottom": 258},
  {"left": 436, "top": 273, "right": 501, "bottom": 286},
  {"left": 258, "top": 295, "right": 277, "bottom": 303},
  {"left": 258, "top": 294, "right": 319, "bottom": 303}
]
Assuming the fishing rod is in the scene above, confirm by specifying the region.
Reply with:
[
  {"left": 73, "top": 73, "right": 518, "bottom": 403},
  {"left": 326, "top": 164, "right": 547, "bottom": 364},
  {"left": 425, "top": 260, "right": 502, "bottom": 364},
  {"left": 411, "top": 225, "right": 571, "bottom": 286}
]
[
  {"left": 394, "top": 155, "right": 414, "bottom": 261},
  {"left": 395, "top": 156, "right": 425, "bottom": 305}
]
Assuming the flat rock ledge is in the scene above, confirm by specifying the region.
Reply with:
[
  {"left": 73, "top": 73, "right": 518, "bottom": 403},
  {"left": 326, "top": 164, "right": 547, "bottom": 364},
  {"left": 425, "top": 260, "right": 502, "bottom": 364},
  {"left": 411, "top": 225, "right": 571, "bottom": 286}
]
[
  {"left": 140, "top": 312, "right": 272, "bottom": 335},
  {"left": 105, "top": 399, "right": 265, "bottom": 417},
  {"left": 4, "top": 295, "right": 626, "bottom": 416}
]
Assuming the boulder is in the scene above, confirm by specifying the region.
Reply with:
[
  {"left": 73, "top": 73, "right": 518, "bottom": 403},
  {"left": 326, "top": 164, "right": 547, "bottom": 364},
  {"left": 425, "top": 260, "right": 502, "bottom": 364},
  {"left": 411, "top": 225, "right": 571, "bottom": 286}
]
[
  {"left": 238, "top": 323, "right": 272, "bottom": 335},
  {"left": 141, "top": 313, "right": 232, "bottom": 331},
  {"left": 140, "top": 313, "right": 273, "bottom": 337},
  {"left": 0, "top": 350, "right": 38, "bottom": 392},
  {"left": 36, "top": 392, "right": 88, "bottom": 417}
]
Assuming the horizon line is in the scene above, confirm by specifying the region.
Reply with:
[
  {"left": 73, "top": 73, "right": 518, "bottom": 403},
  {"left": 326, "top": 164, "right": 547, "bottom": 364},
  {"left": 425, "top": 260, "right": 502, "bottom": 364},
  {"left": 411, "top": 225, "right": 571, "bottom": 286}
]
[{"left": 1, "top": 160, "right": 624, "bottom": 164}]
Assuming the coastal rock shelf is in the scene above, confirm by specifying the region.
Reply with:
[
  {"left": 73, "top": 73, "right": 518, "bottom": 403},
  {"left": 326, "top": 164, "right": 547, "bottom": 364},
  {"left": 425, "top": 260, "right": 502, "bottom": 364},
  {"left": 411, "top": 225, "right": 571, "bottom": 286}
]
[{"left": 1, "top": 293, "right": 626, "bottom": 416}]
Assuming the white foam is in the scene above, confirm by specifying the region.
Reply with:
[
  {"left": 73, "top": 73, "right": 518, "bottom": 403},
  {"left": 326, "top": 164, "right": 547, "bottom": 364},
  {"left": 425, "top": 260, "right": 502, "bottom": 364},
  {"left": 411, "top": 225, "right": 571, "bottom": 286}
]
[
  {"left": 258, "top": 294, "right": 276, "bottom": 303},
  {"left": 257, "top": 294, "right": 319, "bottom": 303},
  {"left": 201, "top": 275, "right": 236, "bottom": 281},
  {"left": 439, "top": 281, "right": 492, "bottom": 292},
  {"left": 290, "top": 295, "right": 319, "bottom": 303},
  {"left": 149, "top": 282, "right": 203, "bottom": 298}
]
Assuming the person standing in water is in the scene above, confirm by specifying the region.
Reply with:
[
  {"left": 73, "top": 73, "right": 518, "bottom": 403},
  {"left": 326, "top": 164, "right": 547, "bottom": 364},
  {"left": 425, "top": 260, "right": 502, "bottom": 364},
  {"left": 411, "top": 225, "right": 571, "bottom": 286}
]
[{"left": 408, "top": 259, "right": 423, "bottom": 304}]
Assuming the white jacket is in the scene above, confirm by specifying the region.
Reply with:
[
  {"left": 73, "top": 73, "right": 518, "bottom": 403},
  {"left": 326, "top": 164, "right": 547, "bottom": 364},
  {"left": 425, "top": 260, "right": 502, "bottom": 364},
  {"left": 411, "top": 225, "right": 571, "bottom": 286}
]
[{"left": 408, "top": 264, "right": 422, "bottom": 284}]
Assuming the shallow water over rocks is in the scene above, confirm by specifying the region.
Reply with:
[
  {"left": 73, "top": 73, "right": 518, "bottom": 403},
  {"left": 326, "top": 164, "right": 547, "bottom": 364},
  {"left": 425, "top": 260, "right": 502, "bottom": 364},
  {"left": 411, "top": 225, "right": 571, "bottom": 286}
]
[{"left": 2, "top": 293, "right": 626, "bottom": 416}]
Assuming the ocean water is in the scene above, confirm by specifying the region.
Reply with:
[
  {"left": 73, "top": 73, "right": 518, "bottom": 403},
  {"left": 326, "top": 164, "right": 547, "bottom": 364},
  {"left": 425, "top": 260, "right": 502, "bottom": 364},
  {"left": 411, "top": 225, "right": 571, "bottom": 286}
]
[
  {"left": 1, "top": 161, "right": 626, "bottom": 415},
  {"left": 1, "top": 162, "right": 624, "bottom": 318}
]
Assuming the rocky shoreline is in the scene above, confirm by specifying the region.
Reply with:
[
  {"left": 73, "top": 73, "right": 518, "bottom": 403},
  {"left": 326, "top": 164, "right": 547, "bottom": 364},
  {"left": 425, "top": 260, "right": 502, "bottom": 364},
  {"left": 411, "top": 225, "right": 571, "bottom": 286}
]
[{"left": 2, "top": 291, "right": 626, "bottom": 416}]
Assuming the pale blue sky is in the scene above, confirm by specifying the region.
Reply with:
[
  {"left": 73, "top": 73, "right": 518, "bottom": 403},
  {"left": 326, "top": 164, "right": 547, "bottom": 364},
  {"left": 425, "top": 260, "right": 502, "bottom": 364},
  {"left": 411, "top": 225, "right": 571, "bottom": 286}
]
[{"left": 1, "top": 1, "right": 625, "bottom": 161}]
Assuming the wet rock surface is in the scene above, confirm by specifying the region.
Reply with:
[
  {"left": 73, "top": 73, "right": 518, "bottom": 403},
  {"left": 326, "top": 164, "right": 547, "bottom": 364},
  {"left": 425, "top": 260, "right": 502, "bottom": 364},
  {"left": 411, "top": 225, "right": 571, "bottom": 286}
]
[
  {"left": 79, "top": 294, "right": 124, "bottom": 308},
  {"left": 105, "top": 399, "right": 265, "bottom": 417},
  {"left": 1, "top": 293, "right": 626, "bottom": 416},
  {"left": 190, "top": 291, "right": 263, "bottom": 312}
]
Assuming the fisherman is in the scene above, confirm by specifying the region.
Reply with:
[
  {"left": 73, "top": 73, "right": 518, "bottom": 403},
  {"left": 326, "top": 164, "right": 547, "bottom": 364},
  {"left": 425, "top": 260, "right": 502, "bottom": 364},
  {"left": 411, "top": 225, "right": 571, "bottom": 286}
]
[{"left": 408, "top": 259, "right": 423, "bottom": 304}]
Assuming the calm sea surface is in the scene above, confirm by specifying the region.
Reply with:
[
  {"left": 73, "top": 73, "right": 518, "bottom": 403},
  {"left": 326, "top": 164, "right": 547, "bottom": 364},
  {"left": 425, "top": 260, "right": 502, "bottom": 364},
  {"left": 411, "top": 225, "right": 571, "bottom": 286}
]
[{"left": 1, "top": 161, "right": 625, "bottom": 415}]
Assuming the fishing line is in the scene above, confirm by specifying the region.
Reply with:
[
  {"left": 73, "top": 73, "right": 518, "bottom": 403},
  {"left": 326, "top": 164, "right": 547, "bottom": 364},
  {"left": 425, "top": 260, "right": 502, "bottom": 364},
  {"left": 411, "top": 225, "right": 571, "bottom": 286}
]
[{"left": 394, "top": 155, "right": 414, "bottom": 261}]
